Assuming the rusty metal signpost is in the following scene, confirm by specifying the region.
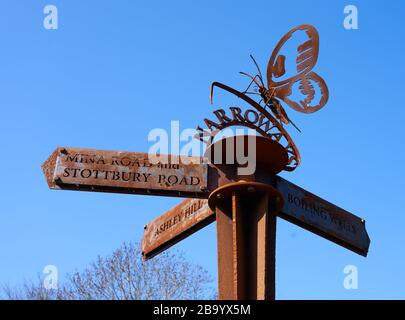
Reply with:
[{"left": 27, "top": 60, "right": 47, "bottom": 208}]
[
  {"left": 42, "top": 24, "right": 370, "bottom": 300},
  {"left": 142, "top": 176, "right": 370, "bottom": 261},
  {"left": 43, "top": 147, "right": 208, "bottom": 198},
  {"left": 141, "top": 199, "right": 212, "bottom": 260}
]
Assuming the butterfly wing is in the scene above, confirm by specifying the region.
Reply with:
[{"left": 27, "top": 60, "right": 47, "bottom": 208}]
[
  {"left": 275, "top": 71, "right": 329, "bottom": 113},
  {"left": 266, "top": 24, "right": 328, "bottom": 113}
]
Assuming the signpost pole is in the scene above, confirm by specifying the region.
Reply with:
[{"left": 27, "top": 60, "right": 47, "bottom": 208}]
[
  {"left": 205, "top": 135, "right": 287, "bottom": 300},
  {"left": 211, "top": 183, "right": 282, "bottom": 300}
]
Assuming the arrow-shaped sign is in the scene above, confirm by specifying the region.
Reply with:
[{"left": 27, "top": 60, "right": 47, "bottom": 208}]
[
  {"left": 275, "top": 176, "right": 370, "bottom": 257},
  {"left": 42, "top": 147, "right": 208, "bottom": 198},
  {"left": 142, "top": 199, "right": 214, "bottom": 260},
  {"left": 142, "top": 177, "right": 370, "bottom": 258},
  {"left": 42, "top": 148, "right": 370, "bottom": 257}
]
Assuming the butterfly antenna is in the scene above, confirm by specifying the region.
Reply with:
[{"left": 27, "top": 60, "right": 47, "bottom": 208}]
[
  {"left": 249, "top": 54, "right": 265, "bottom": 87},
  {"left": 239, "top": 71, "right": 262, "bottom": 88},
  {"left": 288, "top": 117, "right": 302, "bottom": 133}
]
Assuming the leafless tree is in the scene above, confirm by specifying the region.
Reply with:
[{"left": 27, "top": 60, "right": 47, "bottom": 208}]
[{"left": 2, "top": 242, "right": 214, "bottom": 300}]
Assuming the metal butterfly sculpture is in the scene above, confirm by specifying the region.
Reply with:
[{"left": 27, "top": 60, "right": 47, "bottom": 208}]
[
  {"left": 207, "top": 24, "right": 329, "bottom": 171},
  {"left": 235, "top": 24, "right": 328, "bottom": 132}
]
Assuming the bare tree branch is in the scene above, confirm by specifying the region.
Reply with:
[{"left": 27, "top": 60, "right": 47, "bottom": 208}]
[{"left": 1, "top": 241, "right": 215, "bottom": 300}]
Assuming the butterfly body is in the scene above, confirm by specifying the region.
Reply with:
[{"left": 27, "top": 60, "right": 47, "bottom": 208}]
[{"left": 255, "top": 86, "right": 289, "bottom": 125}]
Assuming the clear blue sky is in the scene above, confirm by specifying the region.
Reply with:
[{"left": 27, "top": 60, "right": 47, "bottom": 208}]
[{"left": 0, "top": 0, "right": 404, "bottom": 299}]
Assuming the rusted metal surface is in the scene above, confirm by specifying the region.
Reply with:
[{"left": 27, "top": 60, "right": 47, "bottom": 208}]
[
  {"left": 40, "top": 24, "right": 368, "bottom": 302},
  {"left": 205, "top": 135, "right": 289, "bottom": 191},
  {"left": 266, "top": 24, "right": 329, "bottom": 114},
  {"left": 204, "top": 82, "right": 300, "bottom": 171},
  {"left": 206, "top": 24, "right": 329, "bottom": 172},
  {"left": 208, "top": 181, "right": 284, "bottom": 214},
  {"left": 215, "top": 197, "right": 234, "bottom": 299},
  {"left": 276, "top": 176, "right": 370, "bottom": 257},
  {"left": 163, "top": 174, "right": 371, "bottom": 258},
  {"left": 42, "top": 147, "right": 208, "bottom": 198},
  {"left": 213, "top": 183, "right": 279, "bottom": 300},
  {"left": 203, "top": 136, "right": 286, "bottom": 300},
  {"left": 142, "top": 198, "right": 214, "bottom": 260}
]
